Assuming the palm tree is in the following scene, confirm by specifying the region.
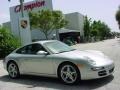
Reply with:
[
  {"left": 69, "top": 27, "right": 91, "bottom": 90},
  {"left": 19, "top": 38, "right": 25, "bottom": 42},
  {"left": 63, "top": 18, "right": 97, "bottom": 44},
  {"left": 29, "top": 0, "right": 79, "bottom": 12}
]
[{"left": 115, "top": 6, "right": 120, "bottom": 29}]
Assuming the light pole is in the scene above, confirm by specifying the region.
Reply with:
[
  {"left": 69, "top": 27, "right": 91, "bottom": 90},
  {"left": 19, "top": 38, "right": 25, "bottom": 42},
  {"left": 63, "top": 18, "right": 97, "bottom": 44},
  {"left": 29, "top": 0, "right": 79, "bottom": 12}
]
[
  {"left": 19, "top": 0, "right": 24, "bottom": 17},
  {"left": 8, "top": 0, "right": 24, "bottom": 17}
]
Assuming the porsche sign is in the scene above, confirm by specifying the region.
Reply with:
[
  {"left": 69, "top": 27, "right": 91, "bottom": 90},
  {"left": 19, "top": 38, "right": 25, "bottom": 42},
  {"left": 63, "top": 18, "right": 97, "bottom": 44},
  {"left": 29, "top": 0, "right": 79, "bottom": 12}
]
[{"left": 14, "top": 1, "right": 45, "bottom": 13}]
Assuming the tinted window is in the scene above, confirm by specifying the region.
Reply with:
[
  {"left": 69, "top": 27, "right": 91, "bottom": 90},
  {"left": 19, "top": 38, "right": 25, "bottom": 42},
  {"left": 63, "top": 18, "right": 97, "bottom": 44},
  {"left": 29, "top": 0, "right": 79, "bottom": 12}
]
[{"left": 16, "top": 43, "right": 46, "bottom": 54}]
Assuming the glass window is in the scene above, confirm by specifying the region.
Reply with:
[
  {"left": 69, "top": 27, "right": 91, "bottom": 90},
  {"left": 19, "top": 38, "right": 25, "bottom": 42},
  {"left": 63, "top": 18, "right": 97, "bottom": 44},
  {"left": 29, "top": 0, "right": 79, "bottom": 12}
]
[
  {"left": 44, "top": 41, "right": 75, "bottom": 54},
  {"left": 16, "top": 43, "right": 47, "bottom": 54}
]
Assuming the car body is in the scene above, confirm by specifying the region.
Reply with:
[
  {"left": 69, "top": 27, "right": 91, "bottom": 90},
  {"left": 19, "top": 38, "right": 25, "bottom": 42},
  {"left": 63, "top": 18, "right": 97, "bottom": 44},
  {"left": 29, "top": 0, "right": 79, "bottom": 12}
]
[{"left": 3, "top": 40, "right": 114, "bottom": 84}]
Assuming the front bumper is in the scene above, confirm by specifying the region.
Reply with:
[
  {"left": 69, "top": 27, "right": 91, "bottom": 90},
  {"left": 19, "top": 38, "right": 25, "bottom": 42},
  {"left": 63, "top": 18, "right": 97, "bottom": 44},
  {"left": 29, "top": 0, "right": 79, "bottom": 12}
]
[{"left": 80, "top": 63, "right": 114, "bottom": 80}]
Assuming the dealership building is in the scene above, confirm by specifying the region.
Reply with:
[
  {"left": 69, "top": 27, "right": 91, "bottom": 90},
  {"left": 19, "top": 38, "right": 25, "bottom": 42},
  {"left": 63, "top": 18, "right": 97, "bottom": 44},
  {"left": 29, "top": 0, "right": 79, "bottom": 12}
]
[{"left": 3, "top": 0, "right": 84, "bottom": 44}]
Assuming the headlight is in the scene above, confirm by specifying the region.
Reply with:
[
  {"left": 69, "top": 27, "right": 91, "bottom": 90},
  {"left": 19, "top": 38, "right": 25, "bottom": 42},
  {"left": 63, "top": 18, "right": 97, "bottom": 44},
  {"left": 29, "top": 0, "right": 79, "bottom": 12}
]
[
  {"left": 87, "top": 59, "right": 96, "bottom": 65},
  {"left": 91, "top": 67, "right": 104, "bottom": 71},
  {"left": 84, "top": 56, "right": 96, "bottom": 65}
]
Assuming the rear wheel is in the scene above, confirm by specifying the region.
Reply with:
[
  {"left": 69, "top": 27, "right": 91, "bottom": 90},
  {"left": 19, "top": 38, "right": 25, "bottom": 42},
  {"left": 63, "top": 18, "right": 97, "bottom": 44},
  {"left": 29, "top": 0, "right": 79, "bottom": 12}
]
[
  {"left": 58, "top": 63, "right": 80, "bottom": 85},
  {"left": 7, "top": 62, "right": 20, "bottom": 78}
]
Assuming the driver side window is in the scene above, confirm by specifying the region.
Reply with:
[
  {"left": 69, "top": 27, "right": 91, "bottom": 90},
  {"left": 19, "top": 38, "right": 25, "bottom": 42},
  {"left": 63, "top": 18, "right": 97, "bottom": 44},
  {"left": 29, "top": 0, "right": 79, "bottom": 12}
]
[{"left": 16, "top": 43, "right": 47, "bottom": 55}]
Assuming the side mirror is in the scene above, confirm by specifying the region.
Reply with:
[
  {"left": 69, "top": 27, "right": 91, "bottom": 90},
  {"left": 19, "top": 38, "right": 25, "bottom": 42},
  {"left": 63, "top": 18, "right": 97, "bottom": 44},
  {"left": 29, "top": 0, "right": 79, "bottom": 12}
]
[{"left": 37, "top": 51, "right": 48, "bottom": 55}]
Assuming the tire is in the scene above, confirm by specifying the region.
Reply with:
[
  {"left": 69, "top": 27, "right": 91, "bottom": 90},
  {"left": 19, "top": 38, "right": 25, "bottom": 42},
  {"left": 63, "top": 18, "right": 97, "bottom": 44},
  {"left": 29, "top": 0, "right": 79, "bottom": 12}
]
[
  {"left": 58, "top": 63, "right": 80, "bottom": 85},
  {"left": 7, "top": 62, "right": 20, "bottom": 79}
]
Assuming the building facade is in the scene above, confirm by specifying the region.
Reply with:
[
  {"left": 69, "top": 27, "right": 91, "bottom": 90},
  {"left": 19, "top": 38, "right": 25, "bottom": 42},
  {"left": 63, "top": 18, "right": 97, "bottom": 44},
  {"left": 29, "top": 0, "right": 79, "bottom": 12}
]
[{"left": 3, "top": 0, "right": 84, "bottom": 43}]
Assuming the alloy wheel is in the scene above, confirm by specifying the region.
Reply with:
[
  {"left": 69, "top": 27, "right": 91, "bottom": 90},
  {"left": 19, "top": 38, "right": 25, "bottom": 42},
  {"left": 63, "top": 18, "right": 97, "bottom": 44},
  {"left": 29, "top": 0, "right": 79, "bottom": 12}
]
[
  {"left": 8, "top": 62, "right": 19, "bottom": 78},
  {"left": 60, "top": 65, "right": 78, "bottom": 84}
]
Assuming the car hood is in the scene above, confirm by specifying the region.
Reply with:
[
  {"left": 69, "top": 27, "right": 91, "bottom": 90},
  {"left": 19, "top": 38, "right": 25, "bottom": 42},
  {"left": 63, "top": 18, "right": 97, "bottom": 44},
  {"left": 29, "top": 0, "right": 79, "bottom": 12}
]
[{"left": 55, "top": 50, "right": 113, "bottom": 66}]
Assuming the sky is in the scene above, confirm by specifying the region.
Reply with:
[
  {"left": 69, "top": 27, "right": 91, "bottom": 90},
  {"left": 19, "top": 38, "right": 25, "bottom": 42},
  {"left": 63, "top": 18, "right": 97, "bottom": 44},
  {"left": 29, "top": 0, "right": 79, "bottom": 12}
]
[{"left": 0, "top": 0, "right": 120, "bottom": 32}]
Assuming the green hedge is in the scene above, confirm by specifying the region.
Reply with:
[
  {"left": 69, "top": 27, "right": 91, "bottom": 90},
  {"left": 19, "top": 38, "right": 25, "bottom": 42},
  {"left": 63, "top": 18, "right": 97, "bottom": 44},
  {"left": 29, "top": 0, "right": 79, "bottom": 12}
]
[{"left": 0, "top": 26, "right": 21, "bottom": 58}]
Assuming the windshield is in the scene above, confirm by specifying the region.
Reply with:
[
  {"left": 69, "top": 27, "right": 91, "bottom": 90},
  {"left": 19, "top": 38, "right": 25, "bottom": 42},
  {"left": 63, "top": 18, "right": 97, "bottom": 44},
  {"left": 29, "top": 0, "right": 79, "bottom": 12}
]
[{"left": 44, "top": 41, "right": 75, "bottom": 54}]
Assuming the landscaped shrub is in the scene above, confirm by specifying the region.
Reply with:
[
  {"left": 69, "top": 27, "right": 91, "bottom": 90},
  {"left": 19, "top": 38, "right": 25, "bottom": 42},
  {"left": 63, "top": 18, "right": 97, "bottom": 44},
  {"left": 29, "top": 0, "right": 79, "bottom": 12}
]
[{"left": 0, "top": 26, "right": 21, "bottom": 58}]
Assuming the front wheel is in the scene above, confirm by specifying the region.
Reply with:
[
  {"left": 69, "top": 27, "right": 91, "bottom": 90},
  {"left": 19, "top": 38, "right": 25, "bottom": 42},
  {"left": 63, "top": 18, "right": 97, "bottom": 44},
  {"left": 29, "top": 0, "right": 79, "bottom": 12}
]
[
  {"left": 58, "top": 63, "right": 80, "bottom": 85},
  {"left": 7, "top": 62, "right": 20, "bottom": 79}
]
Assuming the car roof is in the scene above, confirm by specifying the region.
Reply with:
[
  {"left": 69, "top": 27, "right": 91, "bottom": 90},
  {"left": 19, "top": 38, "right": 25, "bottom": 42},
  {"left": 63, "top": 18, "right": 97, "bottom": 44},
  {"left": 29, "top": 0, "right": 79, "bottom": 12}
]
[{"left": 32, "top": 40, "right": 58, "bottom": 45}]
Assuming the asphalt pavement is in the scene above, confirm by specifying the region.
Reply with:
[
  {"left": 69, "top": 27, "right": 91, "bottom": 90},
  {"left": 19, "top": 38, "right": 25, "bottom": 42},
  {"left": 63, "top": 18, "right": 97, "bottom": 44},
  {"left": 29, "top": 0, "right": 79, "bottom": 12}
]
[{"left": 0, "top": 38, "right": 120, "bottom": 90}]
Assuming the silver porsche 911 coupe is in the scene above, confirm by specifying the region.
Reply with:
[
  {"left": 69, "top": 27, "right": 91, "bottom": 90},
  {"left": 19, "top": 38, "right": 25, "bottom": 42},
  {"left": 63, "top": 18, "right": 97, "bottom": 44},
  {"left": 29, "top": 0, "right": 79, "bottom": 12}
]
[{"left": 3, "top": 40, "right": 114, "bottom": 84}]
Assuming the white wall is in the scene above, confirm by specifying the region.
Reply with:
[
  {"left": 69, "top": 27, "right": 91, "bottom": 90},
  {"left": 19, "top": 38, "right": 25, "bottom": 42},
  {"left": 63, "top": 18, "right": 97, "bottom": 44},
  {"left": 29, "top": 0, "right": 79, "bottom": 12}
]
[
  {"left": 65, "top": 12, "right": 84, "bottom": 36},
  {"left": 31, "top": 29, "right": 57, "bottom": 41}
]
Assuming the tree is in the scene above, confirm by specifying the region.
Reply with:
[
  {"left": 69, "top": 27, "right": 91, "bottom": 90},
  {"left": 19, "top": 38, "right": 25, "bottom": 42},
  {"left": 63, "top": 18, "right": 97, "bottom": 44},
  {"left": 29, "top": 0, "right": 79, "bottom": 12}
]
[
  {"left": 29, "top": 10, "right": 67, "bottom": 39},
  {"left": 90, "top": 21, "right": 99, "bottom": 40},
  {"left": 98, "top": 22, "right": 111, "bottom": 40},
  {"left": 0, "top": 26, "right": 21, "bottom": 58},
  {"left": 84, "top": 16, "right": 91, "bottom": 42},
  {"left": 111, "top": 31, "right": 120, "bottom": 38},
  {"left": 90, "top": 20, "right": 111, "bottom": 40},
  {"left": 90, "top": 29, "right": 98, "bottom": 41},
  {"left": 115, "top": 7, "right": 120, "bottom": 29}
]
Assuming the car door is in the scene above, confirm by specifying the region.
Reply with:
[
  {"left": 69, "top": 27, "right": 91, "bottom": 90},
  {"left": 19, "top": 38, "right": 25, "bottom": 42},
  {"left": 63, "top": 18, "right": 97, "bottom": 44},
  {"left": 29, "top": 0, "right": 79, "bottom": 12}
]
[{"left": 16, "top": 43, "right": 55, "bottom": 75}]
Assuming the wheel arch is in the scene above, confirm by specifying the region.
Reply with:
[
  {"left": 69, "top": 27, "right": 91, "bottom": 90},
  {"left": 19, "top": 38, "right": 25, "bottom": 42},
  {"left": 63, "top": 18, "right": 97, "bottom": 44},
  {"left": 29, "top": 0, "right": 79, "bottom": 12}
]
[
  {"left": 7, "top": 60, "right": 18, "bottom": 70},
  {"left": 57, "top": 61, "right": 81, "bottom": 78}
]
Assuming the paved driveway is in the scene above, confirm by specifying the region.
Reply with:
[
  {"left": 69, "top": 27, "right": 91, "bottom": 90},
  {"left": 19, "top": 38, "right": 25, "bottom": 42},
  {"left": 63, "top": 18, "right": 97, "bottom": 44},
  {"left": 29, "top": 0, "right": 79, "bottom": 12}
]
[{"left": 0, "top": 39, "right": 120, "bottom": 90}]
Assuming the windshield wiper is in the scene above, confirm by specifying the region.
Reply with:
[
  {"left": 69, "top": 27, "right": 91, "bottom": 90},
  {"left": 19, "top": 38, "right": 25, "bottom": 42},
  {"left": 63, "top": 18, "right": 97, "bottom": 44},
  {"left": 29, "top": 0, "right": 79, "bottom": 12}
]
[
  {"left": 70, "top": 49, "right": 76, "bottom": 51},
  {"left": 59, "top": 51, "right": 69, "bottom": 53},
  {"left": 58, "top": 49, "right": 76, "bottom": 53},
  {"left": 55, "top": 49, "right": 76, "bottom": 54}
]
